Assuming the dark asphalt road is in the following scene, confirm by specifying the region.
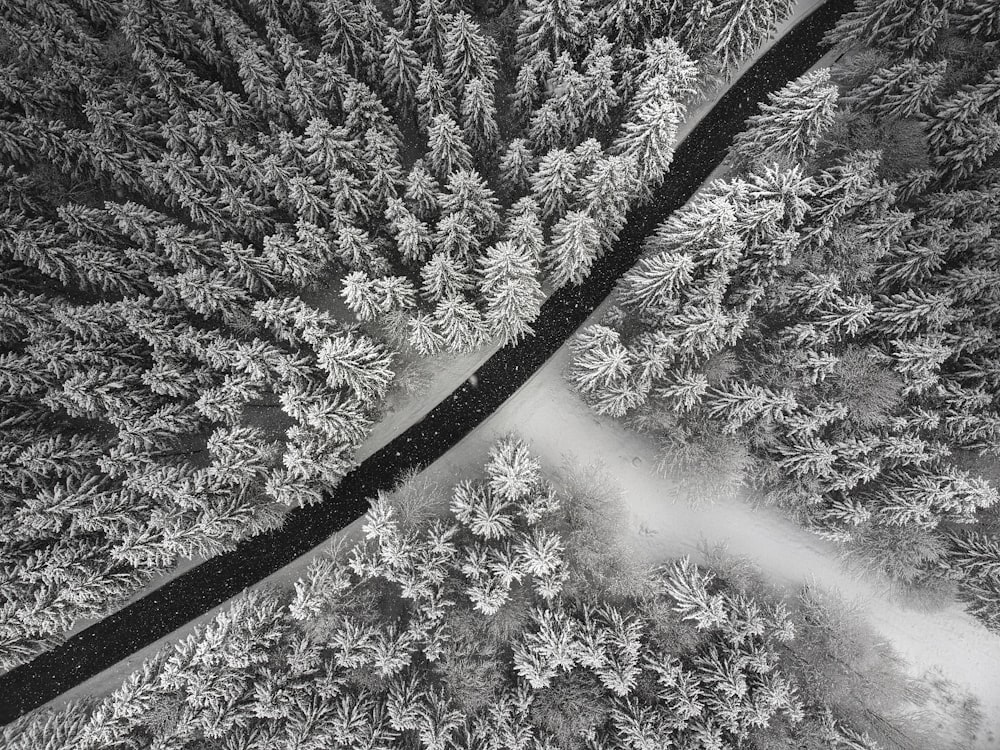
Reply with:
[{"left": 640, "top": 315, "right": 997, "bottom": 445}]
[{"left": 0, "top": 0, "right": 852, "bottom": 723}]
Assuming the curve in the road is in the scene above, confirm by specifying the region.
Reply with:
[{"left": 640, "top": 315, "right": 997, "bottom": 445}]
[{"left": 0, "top": 0, "right": 852, "bottom": 724}]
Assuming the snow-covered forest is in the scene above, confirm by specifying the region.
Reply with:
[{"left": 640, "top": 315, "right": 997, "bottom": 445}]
[
  {"left": 5, "top": 440, "right": 907, "bottom": 748},
  {"left": 2, "top": 0, "right": 1000, "bottom": 746},
  {"left": 567, "top": 0, "right": 1000, "bottom": 638},
  {"left": 0, "top": 0, "right": 800, "bottom": 671}
]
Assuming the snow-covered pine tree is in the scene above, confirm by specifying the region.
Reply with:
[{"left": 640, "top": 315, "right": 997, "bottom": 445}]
[
  {"left": 478, "top": 241, "right": 544, "bottom": 345},
  {"left": 432, "top": 294, "right": 488, "bottom": 352},
  {"left": 381, "top": 28, "right": 423, "bottom": 114},
  {"left": 825, "top": 0, "right": 952, "bottom": 57},
  {"left": 404, "top": 159, "right": 443, "bottom": 219},
  {"left": 844, "top": 57, "right": 947, "bottom": 120},
  {"left": 499, "top": 138, "right": 536, "bottom": 195},
  {"left": 442, "top": 12, "right": 497, "bottom": 94},
  {"left": 514, "top": 0, "right": 586, "bottom": 64},
  {"left": 529, "top": 148, "right": 578, "bottom": 221},
  {"left": 426, "top": 113, "right": 474, "bottom": 179},
  {"left": 438, "top": 168, "right": 502, "bottom": 238},
  {"left": 420, "top": 251, "right": 475, "bottom": 303},
  {"left": 459, "top": 77, "right": 499, "bottom": 158},
  {"left": 612, "top": 78, "right": 681, "bottom": 196},
  {"left": 730, "top": 69, "right": 839, "bottom": 168},
  {"left": 416, "top": 64, "right": 455, "bottom": 134},
  {"left": 545, "top": 211, "right": 601, "bottom": 288}
]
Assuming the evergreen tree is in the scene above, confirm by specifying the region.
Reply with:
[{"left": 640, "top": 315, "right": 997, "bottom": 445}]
[
  {"left": 730, "top": 69, "right": 839, "bottom": 168},
  {"left": 442, "top": 12, "right": 497, "bottom": 93},
  {"left": 826, "top": 0, "right": 953, "bottom": 56},
  {"left": 514, "top": 0, "right": 586, "bottom": 64},
  {"left": 577, "top": 154, "right": 641, "bottom": 248},
  {"left": 416, "top": 64, "right": 454, "bottom": 134},
  {"left": 439, "top": 169, "right": 501, "bottom": 238},
  {"left": 425, "top": 114, "right": 473, "bottom": 179},
  {"left": 478, "top": 241, "right": 544, "bottom": 345},
  {"left": 612, "top": 81, "right": 681, "bottom": 194},
  {"left": 701, "top": 0, "right": 795, "bottom": 73},
  {"left": 504, "top": 198, "right": 546, "bottom": 264},
  {"left": 499, "top": 138, "right": 536, "bottom": 194},
  {"left": 580, "top": 39, "right": 621, "bottom": 133},
  {"left": 546, "top": 211, "right": 601, "bottom": 288},
  {"left": 952, "top": 0, "right": 1000, "bottom": 39},
  {"left": 433, "top": 294, "right": 488, "bottom": 352},
  {"left": 845, "top": 58, "right": 947, "bottom": 120},
  {"left": 414, "top": 0, "right": 451, "bottom": 68},
  {"left": 404, "top": 159, "right": 443, "bottom": 219},
  {"left": 567, "top": 325, "right": 646, "bottom": 416},
  {"left": 381, "top": 28, "right": 423, "bottom": 113},
  {"left": 363, "top": 128, "right": 404, "bottom": 212},
  {"left": 459, "top": 78, "right": 499, "bottom": 158},
  {"left": 420, "top": 252, "right": 475, "bottom": 303},
  {"left": 530, "top": 148, "right": 579, "bottom": 220},
  {"left": 316, "top": 331, "right": 395, "bottom": 403}
]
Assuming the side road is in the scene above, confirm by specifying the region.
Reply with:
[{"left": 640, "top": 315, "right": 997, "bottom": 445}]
[{"left": 0, "top": 0, "right": 851, "bottom": 724}]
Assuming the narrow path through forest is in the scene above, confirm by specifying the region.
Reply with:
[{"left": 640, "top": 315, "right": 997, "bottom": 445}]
[{"left": 0, "top": 0, "right": 851, "bottom": 724}]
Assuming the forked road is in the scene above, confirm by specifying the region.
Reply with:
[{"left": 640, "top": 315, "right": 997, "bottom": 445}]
[{"left": 0, "top": 0, "right": 852, "bottom": 724}]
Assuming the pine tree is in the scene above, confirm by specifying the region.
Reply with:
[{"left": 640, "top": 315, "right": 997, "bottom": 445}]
[
  {"left": 364, "top": 128, "right": 404, "bottom": 211},
  {"left": 618, "top": 250, "right": 697, "bottom": 312},
  {"left": 731, "top": 69, "right": 839, "bottom": 168},
  {"left": 826, "top": 0, "right": 952, "bottom": 56},
  {"left": 952, "top": 0, "right": 1000, "bottom": 40},
  {"left": 416, "top": 64, "right": 454, "bottom": 134},
  {"left": 341, "top": 271, "right": 384, "bottom": 322},
  {"left": 439, "top": 169, "right": 501, "bottom": 238},
  {"left": 873, "top": 288, "right": 955, "bottom": 337},
  {"left": 404, "top": 159, "right": 442, "bottom": 219},
  {"left": 499, "top": 138, "right": 536, "bottom": 194},
  {"left": 459, "top": 78, "right": 499, "bottom": 157},
  {"left": 315, "top": 0, "right": 372, "bottom": 75},
  {"left": 531, "top": 52, "right": 589, "bottom": 148},
  {"left": 392, "top": 208, "right": 432, "bottom": 264},
  {"left": 846, "top": 58, "right": 947, "bottom": 120},
  {"left": 529, "top": 148, "right": 578, "bottom": 220},
  {"left": 426, "top": 114, "right": 473, "bottom": 179},
  {"left": 432, "top": 294, "right": 487, "bottom": 352},
  {"left": 511, "top": 55, "right": 546, "bottom": 127},
  {"left": 926, "top": 89, "right": 1000, "bottom": 186},
  {"left": 331, "top": 223, "right": 384, "bottom": 272},
  {"left": 946, "top": 530, "right": 1000, "bottom": 631},
  {"left": 316, "top": 331, "right": 395, "bottom": 402},
  {"left": 478, "top": 241, "right": 544, "bottom": 345},
  {"left": 580, "top": 39, "right": 621, "bottom": 133},
  {"left": 546, "top": 211, "right": 600, "bottom": 288},
  {"left": 577, "top": 154, "right": 641, "bottom": 248},
  {"left": 702, "top": 0, "right": 795, "bottom": 73},
  {"left": 612, "top": 81, "right": 681, "bottom": 194},
  {"left": 406, "top": 311, "right": 445, "bottom": 355},
  {"left": 382, "top": 28, "right": 423, "bottom": 113},
  {"left": 442, "top": 12, "right": 497, "bottom": 93},
  {"left": 433, "top": 212, "right": 478, "bottom": 261},
  {"left": 567, "top": 324, "right": 646, "bottom": 416},
  {"left": 421, "top": 252, "right": 475, "bottom": 303},
  {"left": 504, "top": 198, "right": 546, "bottom": 264},
  {"left": 414, "top": 0, "right": 451, "bottom": 68},
  {"left": 514, "top": 0, "right": 585, "bottom": 64}
]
